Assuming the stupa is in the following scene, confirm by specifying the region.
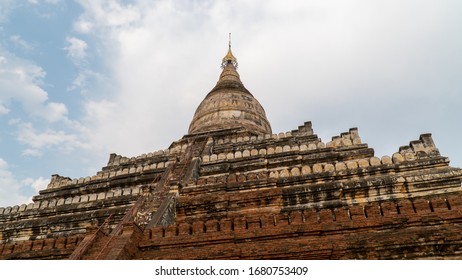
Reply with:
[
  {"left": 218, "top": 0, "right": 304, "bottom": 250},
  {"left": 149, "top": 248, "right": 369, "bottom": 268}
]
[{"left": 1, "top": 38, "right": 462, "bottom": 260}]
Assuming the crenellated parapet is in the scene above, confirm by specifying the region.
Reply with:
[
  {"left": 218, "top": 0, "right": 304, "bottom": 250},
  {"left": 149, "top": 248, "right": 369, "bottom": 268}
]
[
  {"left": 0, "top": 234, "right": 85, "bottom": 259},
  {"left": 137, "top": 194, "right": 462, "bottom": 259}
]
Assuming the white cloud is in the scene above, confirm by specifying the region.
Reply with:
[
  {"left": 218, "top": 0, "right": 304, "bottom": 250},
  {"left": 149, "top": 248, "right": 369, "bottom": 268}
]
[
  {"left": 0, "top": 50, "right": 69, "bottom": 122},
  {"left": 10, "top": 35, "right": 34, "bottom": 51},
  {"left": 76, "top": 0, "right": 141, "bottom": 30},
  {"left": 28, "top": 0, "right": 61, "bottom": 4},
  {"left": 0, "top": 158, "right": 50, "bottom": 206},
  {"left": 22, "top": 177, "right": 50, "bottom": 193},
  {"left": 67, "top": 69, "right": 103, "bottom": 92},
  {"left": 0, "top": 158, "right": 30, "bottom": 206},
  {"left": 0, "top": 103, "right": 10, "bottom": 114},
  {"left": 74, "top": 18, "right": 93, "bottom": 33},
  {"left": 0, "top": 0, "right": 17, "bottom": 22},
  {"left": 15, "top": 122, "right": 83, "bottom": 153},
  {"left": 72, "top": 0, "right": 462, "bottom": 167},
  {"left": 21, "top": 148, "right": 43, "bottom": 157},
  {"left": 64, "top": 36, "right": 88, "bottom": 62}
]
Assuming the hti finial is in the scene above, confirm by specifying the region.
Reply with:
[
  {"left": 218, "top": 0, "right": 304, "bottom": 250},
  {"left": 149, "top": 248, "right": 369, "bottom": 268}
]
[{"left": 222, "top": 33, "right": 238, "bottom": 68}]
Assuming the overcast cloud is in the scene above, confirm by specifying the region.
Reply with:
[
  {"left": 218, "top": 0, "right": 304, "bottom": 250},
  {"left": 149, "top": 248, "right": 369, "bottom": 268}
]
[{"left": 75, "top": 0, "right": 462, "bottom": 162}]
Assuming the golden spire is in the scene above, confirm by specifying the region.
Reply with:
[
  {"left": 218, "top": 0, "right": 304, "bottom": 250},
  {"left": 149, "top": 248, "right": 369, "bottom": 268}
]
[{"left": 221, "top": 33, "right": 238, "bottom": 68}]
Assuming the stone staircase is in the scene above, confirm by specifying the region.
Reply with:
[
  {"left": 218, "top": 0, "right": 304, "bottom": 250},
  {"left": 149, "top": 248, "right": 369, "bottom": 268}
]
[{"left": 68, "top": 135, "right": 210, "bottom": 259}]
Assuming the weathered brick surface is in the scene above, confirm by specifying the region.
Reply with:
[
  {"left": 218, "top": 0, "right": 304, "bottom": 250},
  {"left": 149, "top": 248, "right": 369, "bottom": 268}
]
[{"left": 135, "top": 192, "right": 462, "bottom": 259}]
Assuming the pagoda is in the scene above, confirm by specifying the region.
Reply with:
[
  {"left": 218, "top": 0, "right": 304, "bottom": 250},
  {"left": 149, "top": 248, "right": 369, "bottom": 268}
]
[{"left": 1, "top": 40, "right": 462, "bottom": 260}]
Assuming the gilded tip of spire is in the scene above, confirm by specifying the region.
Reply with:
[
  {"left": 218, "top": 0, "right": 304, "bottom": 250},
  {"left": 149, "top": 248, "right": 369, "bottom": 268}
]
[
  {"left": 229, "top": 32, "right": 231, "bottom": 49},
  {"left": 222, "top": 33, "right": 238, "bottom": 68}
]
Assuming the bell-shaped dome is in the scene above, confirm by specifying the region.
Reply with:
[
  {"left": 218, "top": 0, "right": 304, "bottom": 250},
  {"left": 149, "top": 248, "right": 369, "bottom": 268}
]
[{"left": 188, "top": 44, "right": 272, "bottom": 135}]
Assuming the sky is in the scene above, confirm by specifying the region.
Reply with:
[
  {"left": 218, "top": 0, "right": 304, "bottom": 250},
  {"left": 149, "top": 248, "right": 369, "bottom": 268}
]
[{"left": 0, "top": 0, "right": 461, "bottom": 207}]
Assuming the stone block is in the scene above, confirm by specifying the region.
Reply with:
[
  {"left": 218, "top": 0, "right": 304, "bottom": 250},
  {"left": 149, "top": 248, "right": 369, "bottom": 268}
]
[
  {"left": 313, "top": 163, "right": 323, "bottom": 173},
  {"left": 269, "top": 171, "right": 279, "bottom": 178},
  {"left": 392, "top": 153, "right": 404, "bottom": 163},
  {"left": 352, "top": 137, "right": 362, "bottom": 144},
  {"left": 88, "top": 194, "right": 97, "bottom": 201},
  {"left": 275, "top": 146, "right": 283, "bottom": 153},
  {"left": 39, "top": 201, "right": 49, "bottom": 209},
  {"left": 11, "top": 205, "right": 19, "bottom": 213},
  {"left": 381, "top": 155, "right": 392, "bottom": 164},
  {"left": 335, "top": 162, "right": 347, "bottom": 171},
  {"left": 226, "top": 152, "right": 234, "bottom": 159},
  {"left": 358, "top": 159, "right": 369, "bottom": 168},
  {"left": 404, "top": 152, "right": 416, "bottom": 161},
  {"left": 290, "top": 167, "right": 300, "bottom": 176},
  {"left": 251, "top": 149, "right": 258, "bottom": 156},
  {"left": 258, "top": 149, "right": 266, "bottom": 155},
  {"left": 301, "top": 165, "right": 311, "bottom": 175},
  {"left": 19, "top": 204, "right": 27, "bottom": 212},
  {"left": 0, "top": 207, "right": 4, "bottom": 215},
  {"left": 218, "top": 153, "right": 226, "bottom": 160},
  {"left": 64, "top": 197, "right": 72, "bottom": 205},
  {"left": 279, "top": 169, "right": 289, "bottom": 178},
  {"left": 122, "top": 188, "right": 132, "bottom": 196},
  {"left": 370, "top": 157, "right": 381, "bottom": 166},
  {"left": 132, "top": 187, "right": 140, "bottom": 195},
  {"left": 32, "top": 199, "right": 42, "bottom": 210},
  {"left": 97, "top": 192, "right": 106, "bottom": 200},
  {"left": 113, "top": 189, "right": 122, "bottom": 197},
  {"left": 178, "top": 223, "right": 192, "bottom": 235},
  {"left": 237, "top": 174, "right": 246, "bottom": 182},
  {"left": 324, "top": 164, "right": 335, "bottom": 172},
  {"left": 346, "top": 161, "right": 358, "bottom": 169}
]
